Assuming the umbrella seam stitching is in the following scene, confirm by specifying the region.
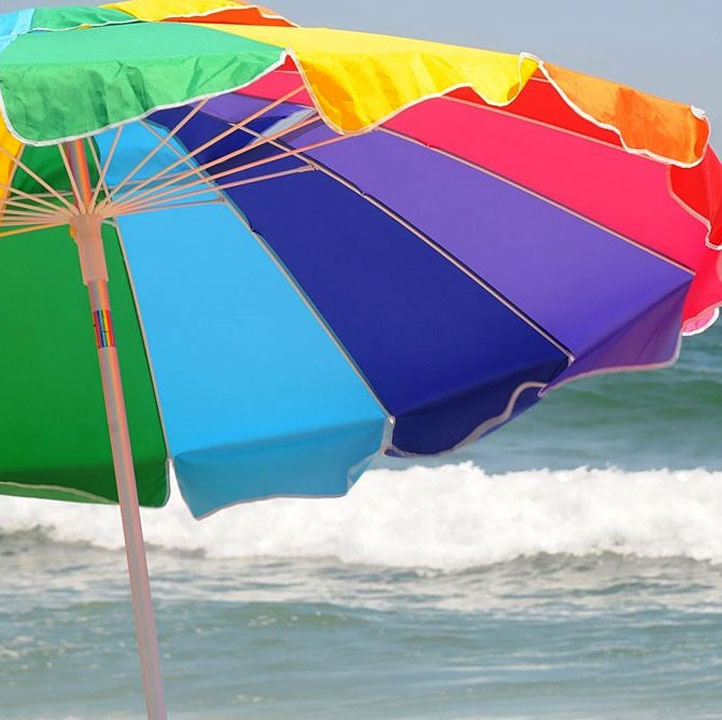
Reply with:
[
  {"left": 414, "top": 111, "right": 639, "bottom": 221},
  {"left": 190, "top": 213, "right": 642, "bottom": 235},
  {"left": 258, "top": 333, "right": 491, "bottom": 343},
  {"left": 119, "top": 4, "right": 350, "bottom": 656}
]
[
  {"left": 0, "top": 48, "right": 293, "bottom": 147},
  {"left": 380, "top": 126, "right": 696, "bottom": 275},
  {"left": 213, "top": 189, "right": 396, "bottom": 449},
  {"left": 279, "top": 139, "right": 576, "bottom": 363},
  {"left": 0, "top": 480, "right": 116, "bottom": 504},
  {"left": 143, "top": 120, "right": 396, "bottom": 447}
]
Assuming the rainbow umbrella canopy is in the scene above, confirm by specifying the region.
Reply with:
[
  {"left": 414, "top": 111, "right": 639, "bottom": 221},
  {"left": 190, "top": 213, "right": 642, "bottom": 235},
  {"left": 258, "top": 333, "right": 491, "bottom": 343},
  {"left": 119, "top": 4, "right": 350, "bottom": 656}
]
[{"left": 1, "top": 0, "right": 722, "bottom": 717}]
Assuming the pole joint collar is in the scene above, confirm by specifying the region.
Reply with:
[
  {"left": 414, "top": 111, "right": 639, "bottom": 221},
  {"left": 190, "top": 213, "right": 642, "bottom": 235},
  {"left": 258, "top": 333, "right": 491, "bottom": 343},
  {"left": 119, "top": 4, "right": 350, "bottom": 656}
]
[{"left": 71, "top": 213, "right": 107, "bottom": 285}]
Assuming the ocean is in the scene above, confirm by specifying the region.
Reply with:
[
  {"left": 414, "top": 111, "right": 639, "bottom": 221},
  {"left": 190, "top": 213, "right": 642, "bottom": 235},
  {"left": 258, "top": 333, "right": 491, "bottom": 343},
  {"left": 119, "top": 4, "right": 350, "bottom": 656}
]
[{"left": 2, "top": 324, "right": 722, "bottom": 719}]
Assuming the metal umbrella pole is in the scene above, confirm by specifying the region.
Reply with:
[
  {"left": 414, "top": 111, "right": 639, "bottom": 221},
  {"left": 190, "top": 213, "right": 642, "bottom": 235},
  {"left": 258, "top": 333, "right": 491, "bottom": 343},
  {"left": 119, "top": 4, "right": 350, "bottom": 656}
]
[{"left": 65, "top": 139, "right": 167, "bottom": 720}]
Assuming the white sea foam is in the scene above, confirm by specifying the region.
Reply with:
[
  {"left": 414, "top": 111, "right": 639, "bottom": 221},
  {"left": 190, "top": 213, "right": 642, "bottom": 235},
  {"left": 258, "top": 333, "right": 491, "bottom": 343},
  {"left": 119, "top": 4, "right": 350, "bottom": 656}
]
[{"left": 2, "top": 463, "right": 722, "bottom": 569}]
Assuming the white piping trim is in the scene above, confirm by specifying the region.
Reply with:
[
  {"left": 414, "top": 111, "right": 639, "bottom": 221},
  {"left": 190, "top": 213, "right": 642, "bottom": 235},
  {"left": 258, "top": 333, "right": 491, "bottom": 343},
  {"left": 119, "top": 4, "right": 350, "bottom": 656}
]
[
  {"left": 256, "top": 141, "right": 582, "bottom": 459},
  {"left": 539, "top": 281, "right": 691, "bottom": 396},
  {"left": 388, "top": 281, "right": 694, "bottom": 457},
  {"left": 173, "top": 417, "right": 393, "bottom": 520},
  {"left": 190, "top": 486, "right": 349, "bottom": 520},
  {"left": 0, "top": 50, "right": 292, "bottom": 147},
  {"left": 683, "top": 306, "right": 720, "bottom": 336},
  {"left": 534, "top": 57, "right": 710, "bottom": 169},
  {"left": 243, "top": 49, "right": 540, "bottom": 141},
  {"left": 1, "top": 38, "right": 708, "bottom": 171},
  {"left": 387, "top": 380, "right": 546, "bottom": 458},
  {"left": 29, "top": 19, "right": 138, "bottom": 33},
  {"left": 0, "top": 479, "right": 116, "bottom": 504},
  {"left": 239, "top": 50, "right": 709, "bottom": 168},
  {"left": 541, "top": 332, "right": 683, "bottom": 398},
  {"left": 664, "top": 162, "right": 721, "bottom": 250},
  {"left": 661, "top": 159, "right": 722, "bottom": 335},
  {"left": 26, "top": 4, "right": 297, "bottom": 35},
  {"left": 218, "top": 187, "right": 395, "bottom": 442},
  {"left": 190, "top": 476, "right": 367, "bottom": 520},
  {"left": 444, "top": 80, "right": 721, "bottom": 334}
]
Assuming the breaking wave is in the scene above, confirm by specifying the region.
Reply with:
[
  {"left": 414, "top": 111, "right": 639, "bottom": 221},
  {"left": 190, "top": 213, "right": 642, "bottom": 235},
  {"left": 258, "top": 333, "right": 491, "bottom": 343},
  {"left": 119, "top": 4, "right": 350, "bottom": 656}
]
[{"left": 2, "top": 463, "right": 722, "bottom": 569}]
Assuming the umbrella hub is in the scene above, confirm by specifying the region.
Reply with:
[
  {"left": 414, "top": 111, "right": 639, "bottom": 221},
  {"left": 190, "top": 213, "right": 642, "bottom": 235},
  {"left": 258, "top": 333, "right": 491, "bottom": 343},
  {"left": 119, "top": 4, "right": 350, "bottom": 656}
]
[{"left": 70, "top": 212, "right": 107, "bottom": 285}]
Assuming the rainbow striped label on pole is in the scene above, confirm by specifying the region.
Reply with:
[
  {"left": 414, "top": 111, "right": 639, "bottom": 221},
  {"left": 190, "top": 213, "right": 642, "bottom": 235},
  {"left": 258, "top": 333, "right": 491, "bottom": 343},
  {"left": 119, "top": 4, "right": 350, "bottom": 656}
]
[{"left": 92, "top": 309, "right": 116, "bottom": 349}]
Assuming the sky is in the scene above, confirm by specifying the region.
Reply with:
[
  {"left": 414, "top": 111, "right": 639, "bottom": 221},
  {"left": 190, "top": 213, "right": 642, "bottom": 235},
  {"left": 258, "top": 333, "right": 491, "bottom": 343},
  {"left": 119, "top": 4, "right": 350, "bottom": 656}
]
[{"left": 0, "top": 0, "right": 717, "bottom": 138}]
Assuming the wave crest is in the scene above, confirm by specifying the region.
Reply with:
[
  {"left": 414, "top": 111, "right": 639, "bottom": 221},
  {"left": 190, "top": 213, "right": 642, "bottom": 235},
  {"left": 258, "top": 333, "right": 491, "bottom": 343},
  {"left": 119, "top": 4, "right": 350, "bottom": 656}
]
[{"left": 1, "top": 464, "right": 721, "bottom": 569}]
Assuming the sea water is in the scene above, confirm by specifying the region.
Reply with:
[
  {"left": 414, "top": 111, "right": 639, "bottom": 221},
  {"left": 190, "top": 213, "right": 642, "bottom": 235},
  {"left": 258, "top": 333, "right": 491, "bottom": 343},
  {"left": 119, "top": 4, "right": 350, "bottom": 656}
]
[{"left": 2, "top": 324, "right": 722, "bottom": 719}]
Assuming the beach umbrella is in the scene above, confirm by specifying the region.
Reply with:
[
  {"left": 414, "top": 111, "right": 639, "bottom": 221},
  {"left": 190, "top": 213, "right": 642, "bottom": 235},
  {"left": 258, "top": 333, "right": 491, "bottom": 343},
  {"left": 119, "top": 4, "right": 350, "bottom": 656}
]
[{"left": 1, "top": 0, "right": 721, "bottom": 717}]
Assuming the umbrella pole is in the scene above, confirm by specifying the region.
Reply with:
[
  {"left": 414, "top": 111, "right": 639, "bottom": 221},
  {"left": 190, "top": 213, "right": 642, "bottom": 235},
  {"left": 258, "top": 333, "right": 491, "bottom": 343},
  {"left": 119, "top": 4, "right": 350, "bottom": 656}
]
[{"left": 65, "top": 140, "right": 167, "bottom": 720}]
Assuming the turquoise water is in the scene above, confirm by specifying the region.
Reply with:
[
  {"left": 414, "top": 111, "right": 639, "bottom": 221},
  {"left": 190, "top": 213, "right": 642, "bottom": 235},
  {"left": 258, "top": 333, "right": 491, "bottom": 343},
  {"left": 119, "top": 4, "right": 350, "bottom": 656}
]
[{"left": 2, "top": 325, "right": 722, "bottom": 719}]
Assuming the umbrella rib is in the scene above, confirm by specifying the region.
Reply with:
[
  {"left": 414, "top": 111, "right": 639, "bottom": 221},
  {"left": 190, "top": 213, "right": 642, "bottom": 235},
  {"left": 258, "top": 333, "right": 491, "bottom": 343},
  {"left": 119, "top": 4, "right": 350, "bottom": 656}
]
[
  {"left": 0, "top": 195, "right": 66, "bottom": 214},
  {"left": 140, "top": 120, "right": 215, "bottom": 190},
  {"left": 0, "top": 183, "right": 71, "bottom": 213},
  {"left": 108, "top": 111, "right": 320, "bottom": 211},
  {"left": 99, "top": 84, "right": 306, "bottom": 212},
  {"left": 0, "top": 221, "right": 67, "bottom": 237},
  {"left": 100, "top": 167, "right": 212, "bottom": 216},
  {"left": 228, "top": 121, "right": 320, "bottom": 170},
  {"left": 7, "top": 188, "right": 75, "bottom": 200},
  {"left": 0, "top": 144, "right": 76, "bottom": 212},
  {"left": 129, "top": 119, "right": 233, "bottom": 212},
  {"left": 105, "top": 99, "right": 210, "bottom": 202},
  {"left": 107, "top": 125, "right": 337, "bottom": 216},
  {"left": 89, "top": 126, "right": 123, "bottom": 210},
  {"left": 119, "top": 196, "right": 225, "bottom": 214},
  {"left": 111, "top": 165, "right": 316, "bottom": 217},
  {"left": 1, "top": 214, "right": 67, "bottom": 226},
  {"left": 0, "top": 208, "right": 69, "bottom": 223}
]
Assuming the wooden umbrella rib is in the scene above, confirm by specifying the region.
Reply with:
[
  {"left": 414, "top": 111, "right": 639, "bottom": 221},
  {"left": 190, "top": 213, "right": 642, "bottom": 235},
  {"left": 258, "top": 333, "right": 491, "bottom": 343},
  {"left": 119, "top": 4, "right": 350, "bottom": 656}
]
[
  {"left": 102, "top": 170, "right": 214, "bottom": 216},
  {"left": 140, "top": 120, "right": 219, "bottom": 189},
  {"left": 0, "top": 221, "right": 67, "bottom": 237},
  {"left": 118, "top": 169, "right": 195, "bottom": 193},
  {"left": 109, "top": 114, "right": 325, "bottom": 213},
  {"left": 1, "top": 217, "right": 67, "bottom": 227},
  {"left": 105, "top": 99, "right": 209, "bottom": 202},
  {"left": 0, "top": 207, "right": 68, "bottom": 222},
  {"left": 0, "top": 202, "right": 69, "bottom": 217},
  {"left": 100, "top": 85, "right": 306, "bottom": 211},
  {"left": 107, "top": 196, "right": 225, "bottom": 217},
  {"left": 0, "top": 181, "right": 73, "bottom": 214},
  {"left": 113, "top": 112, "right": 320, "bottom": 209},
  {"left": 0, "top": 144, "right": 76, "bottom": 212},
  {"left": 7, "top": 188, "right": 75, "bottom": 200},
  {"left": 111, "top": 165, "right": 316, "bottom": 217},
  {"left": 0, "top": 85, "right": 320, "bottom": 231},
  {"left": 89, "top": 126, "right": 123, "bottom": 210},
  {"left": 0, "top": 209, "right": 68, "bottom": 223},
  {"left": 0, "top": 198, "right": 71, "bottom": 221},
  {"left": 0, "top": 196, "right": 66, "bottom": 214}
]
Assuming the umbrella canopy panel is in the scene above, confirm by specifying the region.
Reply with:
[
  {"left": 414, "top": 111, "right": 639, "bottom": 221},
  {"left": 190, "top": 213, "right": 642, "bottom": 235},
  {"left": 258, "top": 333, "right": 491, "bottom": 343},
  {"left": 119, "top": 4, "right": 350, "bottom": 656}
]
[{"left": 0, "top": 221, "right": 167, "bottom": 505}]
